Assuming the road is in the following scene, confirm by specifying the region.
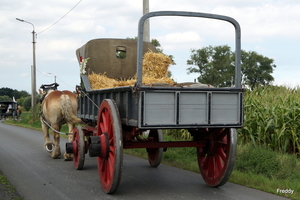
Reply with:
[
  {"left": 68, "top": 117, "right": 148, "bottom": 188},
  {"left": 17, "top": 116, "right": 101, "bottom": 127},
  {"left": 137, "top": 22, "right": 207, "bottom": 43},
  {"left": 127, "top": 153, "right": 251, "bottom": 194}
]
[{"left": 0, "top": 122, "right": 289, "bottom": 200}]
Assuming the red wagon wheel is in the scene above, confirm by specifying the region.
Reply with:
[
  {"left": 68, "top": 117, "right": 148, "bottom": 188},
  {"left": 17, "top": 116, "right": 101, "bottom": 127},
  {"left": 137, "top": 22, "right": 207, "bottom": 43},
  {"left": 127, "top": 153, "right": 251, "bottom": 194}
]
[
  {"left": 196, "top": 128, "right": 237, "bottom": 187},
  {"left": 72, "top": 126, "right": 85, "bottom": 170},
  {"left": 96, "top": 99, "right": 123, "bottom": 194},
  {"left": 147, "top": 129, "right": 163, "bottom": 167}
]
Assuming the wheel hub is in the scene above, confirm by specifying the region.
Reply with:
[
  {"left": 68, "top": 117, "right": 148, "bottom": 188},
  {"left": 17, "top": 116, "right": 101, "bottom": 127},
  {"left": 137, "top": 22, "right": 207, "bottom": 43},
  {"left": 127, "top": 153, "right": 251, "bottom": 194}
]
[{"left": 88, "top": 132, "right": 109, "bottom": 159}]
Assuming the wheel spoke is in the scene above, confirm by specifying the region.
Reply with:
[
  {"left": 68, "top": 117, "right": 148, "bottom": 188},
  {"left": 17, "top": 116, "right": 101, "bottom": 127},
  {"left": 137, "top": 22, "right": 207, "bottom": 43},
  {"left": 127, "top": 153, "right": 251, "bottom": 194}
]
[
  {"left": 101, "top": 161, "right": 108, "bottom": 183},
  {"left": 100, "top": 112, "right": 106, "bottom": 132},
  {"left": 99, "top": 159, "right": 105, "bottom": 172},
  {"left": 217, "top": 146, "right": 227, "bottom": 161},
  {"left": 108, "top": 155, "right": 114, "bottom": 178},
  {"left": 99, "top": 122, "right": 105, "bottom": 134},
  {"left": 207, "top": 156, "right": 215, "bottom": 178},
  {"left": 108, "top": 131, "right": 114, "bottom": 143},
  {"left": 202, "top": 156, "right": 208, "bottom": 171},
  {"left": 215, "top": 153, "right": 223, "bottom": 175},
  {"left": 217, "top": 141, "right": 227, "bottom": 148},
  {"left": 217, "top": 129, "right": 227, "bottom": 140},
  {"left": 104, "top": 161, "right": 110, "bottom": 183},
  {"left": 101, "top": 160, "right": 110, "bottom": 186},
  {"left": 109, "top": 145, "right": 114, "bottom": 153},
  {"left": 107, "top": 116, "right": 112, "bottom": 134}
]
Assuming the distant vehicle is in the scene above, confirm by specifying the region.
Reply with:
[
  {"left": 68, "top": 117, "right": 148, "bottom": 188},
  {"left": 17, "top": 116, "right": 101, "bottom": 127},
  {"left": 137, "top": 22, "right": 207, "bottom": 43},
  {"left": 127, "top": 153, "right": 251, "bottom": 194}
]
[{"left": 0, "top": 101, "right": 20, "bottom": 120}]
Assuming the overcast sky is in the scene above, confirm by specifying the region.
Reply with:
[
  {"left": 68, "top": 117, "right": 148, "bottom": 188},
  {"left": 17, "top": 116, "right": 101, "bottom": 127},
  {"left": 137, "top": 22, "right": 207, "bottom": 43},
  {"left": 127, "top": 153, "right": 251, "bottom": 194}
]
[{"left": 1, "top": 0, "right": 299, "bottom": 94}]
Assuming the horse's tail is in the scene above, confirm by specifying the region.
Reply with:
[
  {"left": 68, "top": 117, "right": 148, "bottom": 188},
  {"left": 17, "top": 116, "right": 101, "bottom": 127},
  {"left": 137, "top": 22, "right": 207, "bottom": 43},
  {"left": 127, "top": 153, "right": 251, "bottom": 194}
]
[{"left": 60, "top": 94, "right": 82, "bottom": 124}]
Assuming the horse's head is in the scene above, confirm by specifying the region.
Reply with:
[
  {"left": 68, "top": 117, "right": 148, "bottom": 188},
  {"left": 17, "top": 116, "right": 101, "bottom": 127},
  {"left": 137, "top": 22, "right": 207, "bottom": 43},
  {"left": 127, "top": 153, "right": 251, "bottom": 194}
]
[
  {"left": 39, "top": 89, "right": 54, "bottom": 103},
  {"left": 39, "top": 83, "right": 59, "bottom": 103}
]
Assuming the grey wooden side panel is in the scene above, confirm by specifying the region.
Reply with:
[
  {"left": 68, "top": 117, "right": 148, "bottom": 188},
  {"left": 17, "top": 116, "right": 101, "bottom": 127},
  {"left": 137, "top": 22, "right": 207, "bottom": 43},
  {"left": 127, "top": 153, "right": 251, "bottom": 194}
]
[
  {"left": 179, "top": 92, "right": 208, "bottom": 125},
  {"left": 211, "top": 93, "right": 240, "bottom": 125},
  {"left": 142, "top": 92, "right": 176, "bottom": 126}
]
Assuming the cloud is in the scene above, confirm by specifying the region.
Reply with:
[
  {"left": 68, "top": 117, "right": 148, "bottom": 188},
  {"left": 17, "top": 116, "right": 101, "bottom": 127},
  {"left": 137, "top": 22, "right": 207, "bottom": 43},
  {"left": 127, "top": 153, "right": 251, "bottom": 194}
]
[
  {"left": 156, "top": 31, "right": 202, "bottom": 51},
  {"left": 212, "top": 3, "right": 300, "bottom": 40},
  {"left": 164, "top": 32, "right": 201, "bottom": 43},
  {"left": 20, "top": 73, "right": 29, "bottom": 77}
]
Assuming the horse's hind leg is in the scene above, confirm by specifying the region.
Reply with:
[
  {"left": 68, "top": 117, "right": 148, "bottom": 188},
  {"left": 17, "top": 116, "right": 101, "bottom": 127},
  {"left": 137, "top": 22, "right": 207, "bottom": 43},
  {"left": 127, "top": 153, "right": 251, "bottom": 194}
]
[
  {"left": 64, "top": 123, "right": 74, "bottom": 161},
  {"left": 41, "top": 120, "right": 54, "bottom": 153},
  {"left": 51, "top": 124, "right": 61, "bottom": 159},
  {"left": 67, "top": 123, "right": 74, "bottom": 142}
]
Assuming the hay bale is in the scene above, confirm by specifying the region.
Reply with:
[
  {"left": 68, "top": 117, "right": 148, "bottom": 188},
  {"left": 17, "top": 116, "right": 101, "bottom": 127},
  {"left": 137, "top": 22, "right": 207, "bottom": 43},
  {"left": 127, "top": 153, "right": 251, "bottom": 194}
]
[
  {"left": 88, "top": 52, "right": 174, "bottom": 90},
  {"left": 88, "top": 73, "right": 120, "bottom": 89},
  {"left": 142, "top": 51, "right": 172, "bottom": 78}
]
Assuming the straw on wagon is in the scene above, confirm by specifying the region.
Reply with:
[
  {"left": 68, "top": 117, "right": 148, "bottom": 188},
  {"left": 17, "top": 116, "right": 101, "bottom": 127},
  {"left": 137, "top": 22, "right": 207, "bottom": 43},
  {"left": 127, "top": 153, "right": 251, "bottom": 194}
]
[{"left": 89, "top": 52, "right": 174, "bottom": 90}]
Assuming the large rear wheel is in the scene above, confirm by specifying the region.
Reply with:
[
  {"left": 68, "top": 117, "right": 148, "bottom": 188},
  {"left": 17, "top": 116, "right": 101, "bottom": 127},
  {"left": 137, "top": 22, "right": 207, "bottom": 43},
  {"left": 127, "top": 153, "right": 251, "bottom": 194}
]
[
  {"left": 196, "top": 128, "right": 237, "bottom": 186},
  {"left": 96, "top": 99, "right": 123, "bottom": 194}
]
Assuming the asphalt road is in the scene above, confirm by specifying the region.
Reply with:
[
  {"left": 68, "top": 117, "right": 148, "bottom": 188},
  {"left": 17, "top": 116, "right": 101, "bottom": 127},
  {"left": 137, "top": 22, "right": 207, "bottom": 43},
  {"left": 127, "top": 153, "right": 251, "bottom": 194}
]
[{"left": 0, "top": 122, "right": 290, "bottom": 200}]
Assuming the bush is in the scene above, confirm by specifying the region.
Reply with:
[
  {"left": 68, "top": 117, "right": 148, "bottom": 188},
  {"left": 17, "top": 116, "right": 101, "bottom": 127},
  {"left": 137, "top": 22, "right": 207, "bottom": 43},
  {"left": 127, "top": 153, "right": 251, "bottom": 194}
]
[
  {"left": 0, "top": 95, "right": 11, "bottom": 101},
  {"left": 22, "top": 96, "right": 40, "bottom": 111},
  {"left": 17, "top": 97, "right": 25, "bottom": 107},
  {"left": 23, "top": 96, "right": 32, "bottom": 111},
  {"left": 235, "top": 144, "right": 300, "bottom": 180}
]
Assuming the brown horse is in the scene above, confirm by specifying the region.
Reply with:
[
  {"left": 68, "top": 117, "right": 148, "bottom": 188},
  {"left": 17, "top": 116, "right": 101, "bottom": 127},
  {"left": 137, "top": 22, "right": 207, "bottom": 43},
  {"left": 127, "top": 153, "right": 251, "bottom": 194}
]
[
  {"left": 39, "top": 84, "right": 81, "bottom": 160},
  {"left": 17, "top": 105, "right": 22, "bottom": 119}
]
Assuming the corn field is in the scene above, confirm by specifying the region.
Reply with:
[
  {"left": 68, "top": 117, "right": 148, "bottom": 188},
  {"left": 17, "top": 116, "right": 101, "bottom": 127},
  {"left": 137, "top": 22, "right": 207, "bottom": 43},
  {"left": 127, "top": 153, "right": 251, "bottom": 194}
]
[{"left": 238, "top": 85, "right": 300, "bottom": 154}]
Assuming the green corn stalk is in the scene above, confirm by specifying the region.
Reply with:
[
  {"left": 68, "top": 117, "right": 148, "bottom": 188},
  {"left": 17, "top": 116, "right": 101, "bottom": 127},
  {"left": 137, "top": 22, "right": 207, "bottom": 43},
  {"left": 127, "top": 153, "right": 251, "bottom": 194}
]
[{"left": 238, "top": 85, "right": 300, "bottom": 155}]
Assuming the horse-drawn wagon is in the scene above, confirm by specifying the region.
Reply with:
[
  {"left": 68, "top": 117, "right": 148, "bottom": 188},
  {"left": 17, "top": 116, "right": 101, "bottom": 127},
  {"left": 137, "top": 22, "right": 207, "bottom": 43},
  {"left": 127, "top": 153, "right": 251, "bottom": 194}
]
[
  {"left": 0, "top": 100, "right": 20, "bottom": 120},
  {"left": 66, "top": 11, "right": 244, "bottom": 194}
]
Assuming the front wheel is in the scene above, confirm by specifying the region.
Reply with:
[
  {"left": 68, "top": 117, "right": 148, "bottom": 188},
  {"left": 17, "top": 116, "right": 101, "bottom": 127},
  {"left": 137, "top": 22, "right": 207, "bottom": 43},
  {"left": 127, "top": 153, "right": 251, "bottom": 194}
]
[
  {"left": 196, "top": 128, "right": 237, "bottom": 187},
  {"left": 72, "top": 126, "right": 85, "bottom": 170}
]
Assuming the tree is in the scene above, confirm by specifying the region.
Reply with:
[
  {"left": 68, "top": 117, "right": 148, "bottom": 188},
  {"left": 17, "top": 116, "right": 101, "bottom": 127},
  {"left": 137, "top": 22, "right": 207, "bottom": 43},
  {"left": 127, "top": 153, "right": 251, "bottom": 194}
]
[
  {"left": 187, "top": 45, "right": 235, "bottom": 87},
  {"left": 0, "top": 95, "right": 11, "bottom": 101},
  {"left": 23, "top": 96, "right": 32, "bottom": 111},
  {"left": 241, "top": 50, "right": 276, "bottom": 90},
  {"left": 187, "top": 45, "right": 276, "bottom": 89},
  {"left": 150, "top": 38, "right": 163, "bottom": 52},
  {"left": 0, "top": 87, "right": 14, "bottom": 98},
  {"left": 0, "top": 87, "right": 30, "bottom": 100}
]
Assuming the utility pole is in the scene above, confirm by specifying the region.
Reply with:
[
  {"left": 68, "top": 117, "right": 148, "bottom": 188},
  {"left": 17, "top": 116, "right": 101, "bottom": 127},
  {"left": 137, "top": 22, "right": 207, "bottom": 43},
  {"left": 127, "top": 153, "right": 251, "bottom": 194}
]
[
  {"left": 143, "top": 0, "right": 150, "bottom": 42},
  {"left": 16, "top": 18, "right": 37, "bottom": 120},
  {"left": 48, "top": 73, "right": 57, "bottom": 83}
]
